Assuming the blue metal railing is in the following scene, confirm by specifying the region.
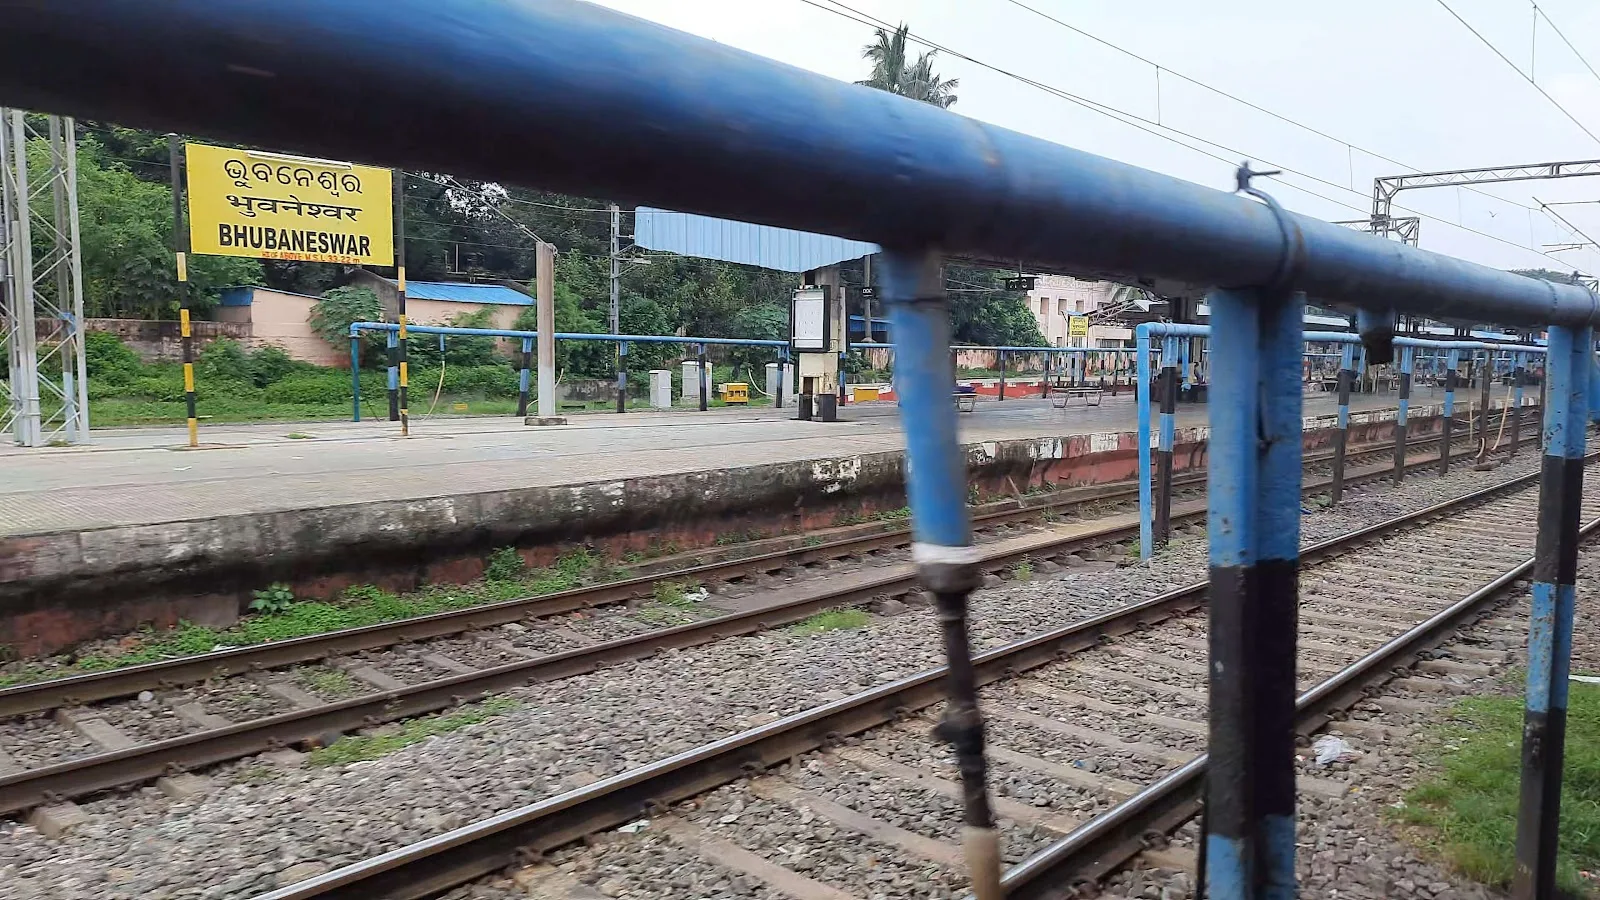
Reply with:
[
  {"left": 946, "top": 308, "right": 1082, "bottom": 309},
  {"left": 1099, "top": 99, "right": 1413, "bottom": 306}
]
[
  {"left": 347, "top": 322, "right": 789, "bottom": 421},
  {"left": 8, "top": 2, "right": 1597, "bottom": 896}
]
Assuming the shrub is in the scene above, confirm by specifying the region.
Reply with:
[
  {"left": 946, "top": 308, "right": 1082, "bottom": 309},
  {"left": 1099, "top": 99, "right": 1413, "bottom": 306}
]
[
  {"left": 261, "top": 372, "right": 353, "bottom": 405},
  {"left": 197, "top": 338, "right": 252, "bottom": 384},
  {"left": 484, "top": 547, "right": 526, "bottom": 582},
  {"left": 127, "top": 373, "right": 188, "bottom": 402},
  {"left": 248, "top": 345, "right": 305, "bottom": 386},
  {"left": 84, "top": 331, "right": 144, "bottom": 383}
]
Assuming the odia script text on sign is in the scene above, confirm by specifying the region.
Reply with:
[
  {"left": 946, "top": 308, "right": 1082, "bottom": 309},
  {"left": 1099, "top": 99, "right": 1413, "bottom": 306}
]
[{"left": 185, "top": 143, "right": 393, "bottom": 266}]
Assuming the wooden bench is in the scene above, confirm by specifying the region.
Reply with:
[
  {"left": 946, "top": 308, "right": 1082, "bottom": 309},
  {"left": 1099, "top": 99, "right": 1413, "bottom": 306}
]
[
  {"left": 1051, "top": 386, "right": 1103, "bottom": 408},
  {"left": 954, "top": 392, "right": 977, "bottom": 413}
]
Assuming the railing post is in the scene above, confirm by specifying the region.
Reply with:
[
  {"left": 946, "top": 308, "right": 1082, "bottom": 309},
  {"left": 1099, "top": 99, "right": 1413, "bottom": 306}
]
[
  {"left": 350, "top": 336, "right": 362, "bottom": 422},
  {"left": 1511, "top": 353, "right": 1525, "bottom": 457},
  {"left": 997, "top": 350, "right": 1007, "bottom": 401},
  {"left": 698, "top": 343, "right": 709, "bottom": 412},
  {"left": 775, "top": 350, "right": 786, "bottom": 409},
  {"left": 1330, "top": 342, "right": 1354, "bottom": 505},
  {"left": 386, "top": 330, "right": 400, "bottom": 421},
  {"left": 616, "top": 341, "right": 629, "bottom": 413},
  {"left": 517, "top": 337, "right": 533, "bottom": 418},
  {"left": 1204, "top": 287, "right": 1302, "bottom": 900},
  {"left": 1137, "top": 327, "right": 1155, "bottom": 559},
  {"left": 1440, "top": 348, "right": 1457, "bottom": 475},
  {"left": 1394, "top": 345, "right": 1412, "bottom": 484},
  {"left": 1478, "top": 351, "right": 1493, "bottom": 447},
  {"left": 1154, "top": 335, "right": 1178, "bottom": 550},
  {"left": 1042, "top": 351, "right": 1051, "bottom": 401},
  {"left": 1513, "top": 324, "right": 1591, "bottom": 900},
  {"left": 879, "top": 248, "right": 1001, "bottom": 900}
]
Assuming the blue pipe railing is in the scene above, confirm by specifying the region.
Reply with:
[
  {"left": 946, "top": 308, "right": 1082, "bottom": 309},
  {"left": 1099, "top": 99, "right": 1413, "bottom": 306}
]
[
  {"left": 347, "top": 322, "right": 789, "bottom": 421},
  {"left": 12, "top": 1, "right": 1599, "bottom": 331},
  {"left": 15, "top": 3, "right": 1600, "bottom": 895},
  {"left": 1134, "top": 323, "right": 1548, "bottom": 557}
]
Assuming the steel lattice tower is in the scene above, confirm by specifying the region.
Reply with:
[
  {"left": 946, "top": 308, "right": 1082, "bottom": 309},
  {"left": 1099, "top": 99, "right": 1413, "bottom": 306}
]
[{"left": 1, "top": 109, "right": 88, "bottom": 446}]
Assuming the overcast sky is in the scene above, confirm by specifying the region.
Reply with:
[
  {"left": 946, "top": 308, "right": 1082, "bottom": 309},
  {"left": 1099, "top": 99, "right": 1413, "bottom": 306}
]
[{"left": 587, "top": 0, "right": 1600, "bottom": 276}]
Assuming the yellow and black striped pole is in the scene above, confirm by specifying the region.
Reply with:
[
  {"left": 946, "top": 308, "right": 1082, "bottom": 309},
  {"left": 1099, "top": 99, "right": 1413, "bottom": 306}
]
[
  {"left": 168, "top": 135, "right": 198, "bottom": 448},
  {"left": 394, "top": 171, "right": 409, "bottom": 436}
]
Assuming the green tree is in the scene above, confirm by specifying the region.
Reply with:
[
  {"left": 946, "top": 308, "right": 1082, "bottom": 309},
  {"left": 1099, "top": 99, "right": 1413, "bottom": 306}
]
[
  {"left": 945, "top": 265, "right": 1045, "bottom": 347},
  {"left": 858, "top": 23, "right": 958, "bottom": 108},
  {"left": 310, "top": 286, "right": 385, "bottom": 365},
  {"left": 55, "top": 137, "right": 261, "bottom": 319}
]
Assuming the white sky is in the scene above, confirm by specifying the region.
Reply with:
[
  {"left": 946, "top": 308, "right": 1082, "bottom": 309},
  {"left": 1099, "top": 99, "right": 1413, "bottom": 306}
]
[{"left": 587, "top": 0, "right": 1600, "bottom": 275}]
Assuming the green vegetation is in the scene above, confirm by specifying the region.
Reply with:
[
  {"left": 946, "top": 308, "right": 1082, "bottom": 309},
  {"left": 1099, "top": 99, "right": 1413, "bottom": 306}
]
[
  {"left": 790, "top": 608, "right": 872, "bottom": 635},
  {"left": 651, "top": 580, "right": 698, "bottom": 609},
  {"left": 307, "top": 696, "right": 520, "bottom": 767},
  {"left": 15, "top": 550, "right": 607, "bottom": 683},
  {"left": 484, "top": 546, "right": 528, "bottom": 583},
  {"left": 1011, "top": 561, "right": 1034, "bottom": 580},
  {"left": 250, "top": 583, "right": 296, "bottom": 615},
  {"left": 299, "top": 667, "right": 359, "bottom": 698},
  {"left": 1393, "top": 684, "right": 1600, "bottom": 895}
]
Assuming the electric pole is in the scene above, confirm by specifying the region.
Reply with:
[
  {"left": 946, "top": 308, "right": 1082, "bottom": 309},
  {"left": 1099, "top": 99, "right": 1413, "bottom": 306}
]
[{"left": 609, "top": 203, "right": 620, "bottom": 335}]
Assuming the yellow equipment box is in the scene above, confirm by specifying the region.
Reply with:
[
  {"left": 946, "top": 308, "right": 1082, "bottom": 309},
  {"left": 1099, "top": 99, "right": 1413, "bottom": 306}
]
[{"left": 719, "top": 382, "right": 750, "bottom": 404}]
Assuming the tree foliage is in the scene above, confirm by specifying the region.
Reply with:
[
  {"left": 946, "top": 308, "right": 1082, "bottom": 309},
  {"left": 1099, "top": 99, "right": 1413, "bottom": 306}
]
[
  {"left": 59, "top": 135, "right": 262, "bottom": 319},
  {"left": 857, "top": 23, "right": 958, "bottom": 108}
]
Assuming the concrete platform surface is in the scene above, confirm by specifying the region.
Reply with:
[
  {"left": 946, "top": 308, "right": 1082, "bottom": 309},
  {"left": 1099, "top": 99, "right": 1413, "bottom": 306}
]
[{"left": 0, "top": 390, "right": 1408, "bottom": 537}]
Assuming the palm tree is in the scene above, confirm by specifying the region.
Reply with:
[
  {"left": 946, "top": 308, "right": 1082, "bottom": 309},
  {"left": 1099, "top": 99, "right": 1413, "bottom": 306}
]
[
  {"left": 857, "top": 24, "right": 958, "bottom": 108},
  {"left": 857, "top": 24, "right": 909, "bottom": 93}
]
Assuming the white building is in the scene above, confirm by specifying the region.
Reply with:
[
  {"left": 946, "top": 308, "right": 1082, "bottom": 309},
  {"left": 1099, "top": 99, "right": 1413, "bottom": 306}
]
[{"left": 1025, "top": 275, "right": 1134, "bottom": 347}]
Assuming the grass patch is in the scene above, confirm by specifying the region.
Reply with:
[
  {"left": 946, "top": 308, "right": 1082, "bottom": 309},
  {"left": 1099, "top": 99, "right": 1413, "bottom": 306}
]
[
  {"left": 299, "top": 667, "right": 360, "bottom": 697},
  {"left": 651, "top": 580, "right": 699, "bottom": 609},
  {"left": 18, "top": 550, "right": 606, "bottom": 683},
  {"left": 1011, "top": 561, "right": 1034, "bottom": 580},
  {"left": 307, "top": 696, "right": 520, "bottom": 767},
  {"left": 789, "top": 608, "right": 872, "bottom": 636},
  {"left": 1393, "top": 683, "right": 1600, "bottom": 896}
]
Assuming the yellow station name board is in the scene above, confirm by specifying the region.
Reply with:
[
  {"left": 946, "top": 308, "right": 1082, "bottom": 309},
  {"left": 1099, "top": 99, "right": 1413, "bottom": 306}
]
[
  {"left": 1068, "top": 315, "right": 1089, "bottom": 338},
  {"left": 186, "top": 143, "right": 393, "bottom": 266}
]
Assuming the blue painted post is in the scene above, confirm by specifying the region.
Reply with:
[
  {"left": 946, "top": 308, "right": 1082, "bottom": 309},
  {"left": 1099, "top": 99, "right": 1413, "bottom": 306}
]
[
  {"left": 1180, "top": 336, "right": 1192, "bottom": 397},
  {"left": 1137, "top": 328, "right": 1154, "bottom": 559},
  {"left": 350, "top": 337, "right": 363, "bottom": 422},
  {"left": 1042, "top": 351, "right": 1053, "bottom": 401},
  {"left": 1357, "top": 345, "right": 1368, "bottom": 393},
  {"left": 517, "top": 337, "right": 533, "bottom": 418},
  {"left": 1476, "top": 350, "right": 1494, "bottom": 458},
  {"left": 1441, "top": 348, "right": 1458, "bottom": 474},
  {"left": 1513, "top": 324, "right": 1592, "bottom": 900},
  {"left": 386, "top": 330, "right": 400, "bottom": 421},
  {"left": 879, "top": 248, "right": 1001, "bottom": 900},
  {"left": 1203, "top": 287, "right": 1303, "bottom": 900},
  {"left": 1155, "top": 335, "right": 1179, "bottom": 549},
  {"left": 616, "top": 341, "right": 629, "bottom": 413},
  {"left": 1394, "top": 345, "right": 1413, "bottom": 484},
  {"left": 1330, "top": 342, "right": 1354, "bottom": 504}
]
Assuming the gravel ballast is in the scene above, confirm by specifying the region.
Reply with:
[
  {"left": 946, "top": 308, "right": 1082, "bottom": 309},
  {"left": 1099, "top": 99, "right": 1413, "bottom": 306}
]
[{"left": 0, "top": 451, "right": 1559, "bottom": 899}]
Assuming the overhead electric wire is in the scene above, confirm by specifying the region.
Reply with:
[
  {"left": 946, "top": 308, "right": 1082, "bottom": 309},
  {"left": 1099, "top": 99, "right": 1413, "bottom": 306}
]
[
  {"left": 996, "top": 0, "right": 1548, "bottom": 218},
  {"left": 1531, "top": 2, "right": 1600, "bottom": 90},
  {"left": 800, "top": 0, "right": 1593, "bottom": 269},
  {"left": 1433, "top": 0, "right": 1600, "bottom": 145}
]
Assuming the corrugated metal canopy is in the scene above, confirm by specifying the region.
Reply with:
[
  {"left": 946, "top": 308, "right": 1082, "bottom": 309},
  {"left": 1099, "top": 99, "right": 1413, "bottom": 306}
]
[
  {"left": 634, "top": 207, "right": 878, "bottom": 273},
  {"left": 385, "top": 279, "right": 534, "bottom": 306}
]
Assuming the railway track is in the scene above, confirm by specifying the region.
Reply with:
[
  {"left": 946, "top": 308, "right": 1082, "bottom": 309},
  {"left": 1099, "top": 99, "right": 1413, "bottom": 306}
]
[
  {"left": 240, "top": 450, "right": 1597, "bottom": 900},
  {"left": 0, "top": 425, "right": 1536, "bottom": 818}
]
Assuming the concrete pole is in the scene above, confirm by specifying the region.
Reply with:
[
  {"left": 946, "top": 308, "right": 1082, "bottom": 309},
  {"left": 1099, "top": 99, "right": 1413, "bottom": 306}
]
[{"left": 535, "top": 240, "right": 558, "bottom": 421}]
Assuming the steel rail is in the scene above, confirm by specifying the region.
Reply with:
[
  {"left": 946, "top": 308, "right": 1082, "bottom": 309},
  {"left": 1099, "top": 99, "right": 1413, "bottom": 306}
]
[
  {"left": 0, "top": 422, "right": 1504, "bottom": 718},
  {"left": 996, "top": 519, "right": 1600, "bottom": 900},
  {"left": 0, "top": 433, "right": 1532, "bottom": 815},
  {"left": 246, "top": 459, "right": 1575, "bottom": 900}
]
